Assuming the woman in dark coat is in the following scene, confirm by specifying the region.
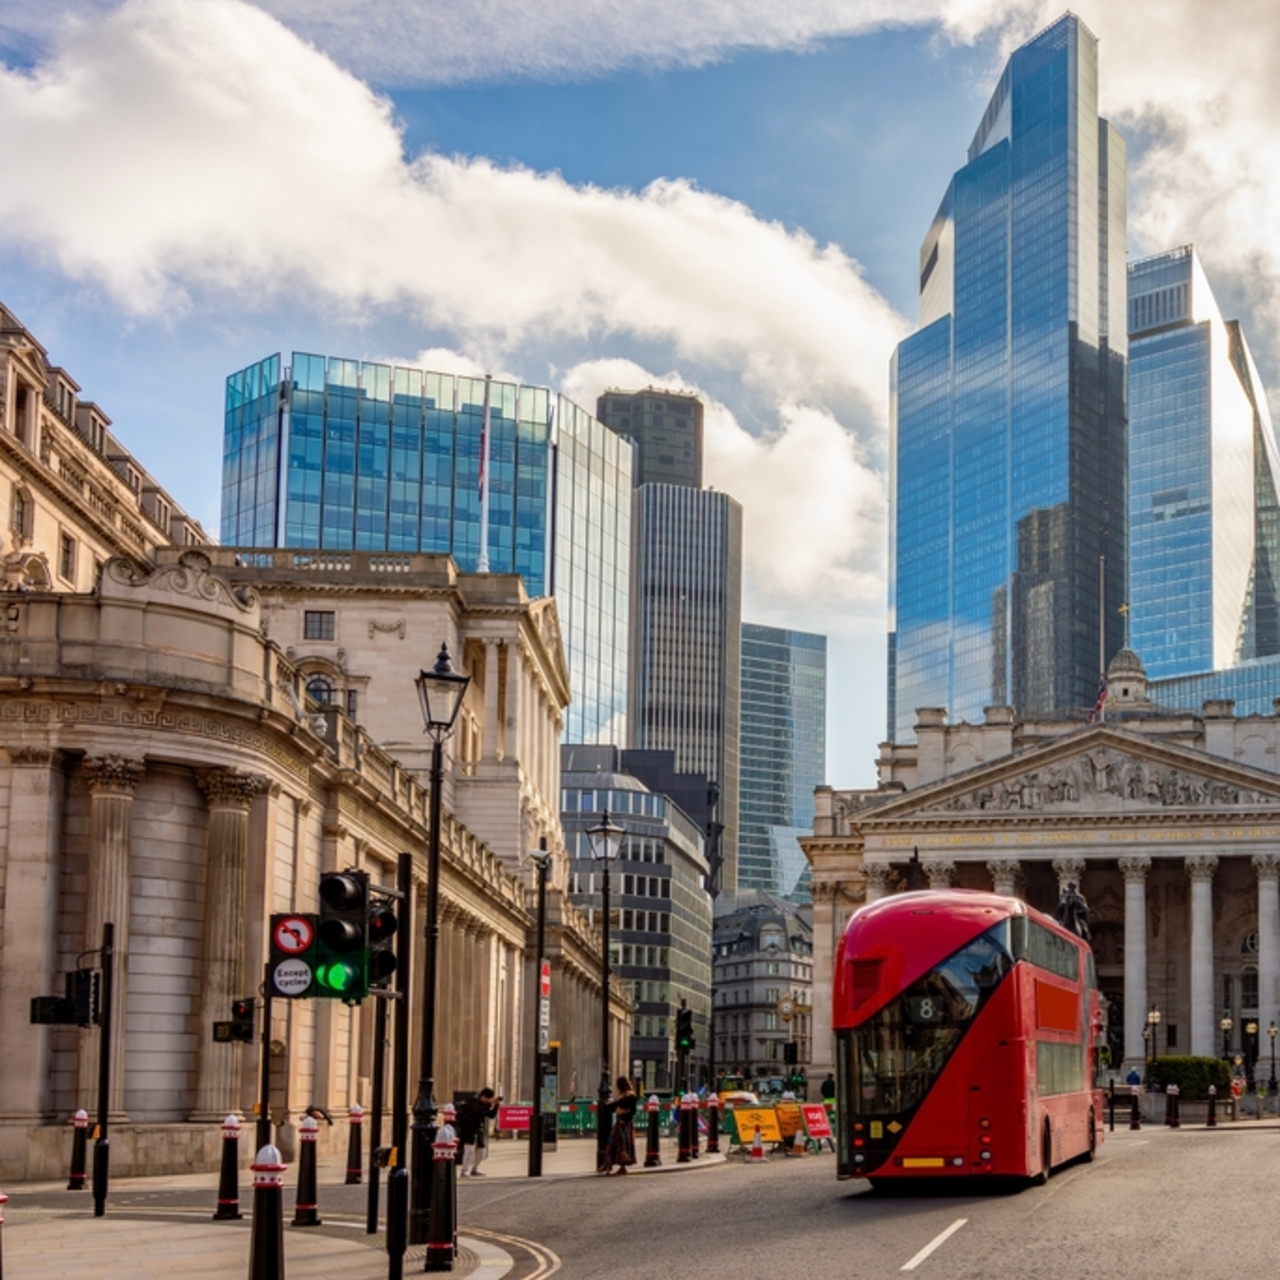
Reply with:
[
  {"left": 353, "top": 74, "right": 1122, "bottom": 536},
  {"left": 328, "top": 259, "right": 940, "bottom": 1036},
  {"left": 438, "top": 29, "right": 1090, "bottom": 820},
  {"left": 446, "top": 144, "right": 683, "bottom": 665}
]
[{"left": 600, "top": 1076, "right": 638, "bottom": 1174}]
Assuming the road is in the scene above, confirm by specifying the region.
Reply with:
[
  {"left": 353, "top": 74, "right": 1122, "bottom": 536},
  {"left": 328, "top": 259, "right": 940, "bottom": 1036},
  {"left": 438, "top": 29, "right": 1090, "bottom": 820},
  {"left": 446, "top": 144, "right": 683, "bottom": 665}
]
[{"left": 7, "top": 1123, "right": 1280, "bottom": 1277}]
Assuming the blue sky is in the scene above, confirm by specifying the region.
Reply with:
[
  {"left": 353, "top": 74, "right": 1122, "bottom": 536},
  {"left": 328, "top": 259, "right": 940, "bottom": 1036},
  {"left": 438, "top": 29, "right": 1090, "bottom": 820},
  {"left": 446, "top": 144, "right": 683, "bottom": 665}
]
[{"left": 2, "top": 1, "right": 1277, "bottom": 787}]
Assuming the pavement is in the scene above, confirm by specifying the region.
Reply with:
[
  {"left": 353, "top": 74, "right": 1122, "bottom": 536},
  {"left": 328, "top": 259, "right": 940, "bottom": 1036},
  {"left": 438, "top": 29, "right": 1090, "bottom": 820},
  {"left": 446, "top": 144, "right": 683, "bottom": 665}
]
[{"left": 0, "top": 1132, "right": 726, "bottom": 1278}]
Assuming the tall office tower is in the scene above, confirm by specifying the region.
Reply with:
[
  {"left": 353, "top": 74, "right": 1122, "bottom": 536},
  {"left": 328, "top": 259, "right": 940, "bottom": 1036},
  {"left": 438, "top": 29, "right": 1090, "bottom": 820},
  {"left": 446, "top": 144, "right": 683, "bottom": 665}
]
[
  {"left": 221, "top": 355, "right": 632, "bottom": 743},
  {"left": 596, "top": 388, "right": 703, "bottom": 487},
  {"left": 887, "top": 14, "right": 1128, "bottom": 743},
  {"left": 1129, "top": 246, "right": 1280, "bottom": 678},
  {"left": 631, "top": 484, "right": 743, "bottom": 890},
  {"left": 738, "top": 624, "right": 827, "bottom": 899}
]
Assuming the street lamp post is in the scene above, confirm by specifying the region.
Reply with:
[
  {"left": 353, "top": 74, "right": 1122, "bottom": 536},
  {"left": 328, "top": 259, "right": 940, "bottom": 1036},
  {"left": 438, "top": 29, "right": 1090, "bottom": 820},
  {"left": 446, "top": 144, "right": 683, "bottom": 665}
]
[
  {"left": 1221, "top": 1013, "right": 1233, "bottom": 1061},
  {"left": 1269, "top": 1022, "right": 1278, "bottom": 1093},
  {"left": 408, "top": 644, "right": 471, "bottom": 1251},
  {"left": 1247, "top": 1020, "right": 1259, "bottom": 1090},
  {"left": 528, "top": 842, "right": 552, "bottom": 1179},
  {"left": 587, "top": 810, "right": 625, "bottom": 1172},
  {"left": 1147, "top": 1006, "right": 1161, "bottom": 1067}
]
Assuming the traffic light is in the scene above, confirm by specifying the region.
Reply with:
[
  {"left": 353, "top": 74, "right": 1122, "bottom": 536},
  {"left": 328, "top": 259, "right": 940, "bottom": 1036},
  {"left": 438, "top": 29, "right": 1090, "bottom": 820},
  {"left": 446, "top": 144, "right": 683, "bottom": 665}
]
[
  {"left": 676, "top": 1006, "right": 695, "bottom": 1052},
  {"left": 367, "top": 898, "right": 399, "bottom": 989},
  {"left": 315, "top": 870, "right": 370, "bottom": 1001},
  {"left": 231, "top": 998, "right": 255, "bottom": 1043},
  {"left": 783, "top": 1040, "right": 799, "bottom": 1066},
  {"left": 67, "top": 968, "right": 99, "bottom": 1027}
]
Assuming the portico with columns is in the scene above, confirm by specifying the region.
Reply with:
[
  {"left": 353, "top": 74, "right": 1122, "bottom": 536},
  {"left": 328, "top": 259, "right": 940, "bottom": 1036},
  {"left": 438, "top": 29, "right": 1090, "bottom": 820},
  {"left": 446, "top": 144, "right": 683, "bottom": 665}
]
[{"left": 803, "top": 698, "right": 1280, "bottom": 1084}]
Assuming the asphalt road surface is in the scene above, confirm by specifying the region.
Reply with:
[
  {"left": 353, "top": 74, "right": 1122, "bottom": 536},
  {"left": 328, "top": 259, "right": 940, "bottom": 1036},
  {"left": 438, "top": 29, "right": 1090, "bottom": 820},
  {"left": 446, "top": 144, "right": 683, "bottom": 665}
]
[{"left": 11, "top": 1123, "right": 1280, "bottom": 1278}]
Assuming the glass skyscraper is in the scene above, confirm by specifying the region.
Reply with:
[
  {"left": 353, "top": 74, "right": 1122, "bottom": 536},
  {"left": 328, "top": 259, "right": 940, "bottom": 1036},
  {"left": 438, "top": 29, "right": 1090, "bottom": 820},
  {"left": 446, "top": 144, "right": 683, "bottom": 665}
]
[
  {"left": 221, "top": 354, "right": 632, "bottom": 743},
  {"left": 738, "top": 624, "right": 826, "bottom": 900},
  {"left": 888, "top": 14, "right": 1128, "bottom": 742},
  {"left": 1129, "top": 246, "right": 1280, "bottom": 679}
]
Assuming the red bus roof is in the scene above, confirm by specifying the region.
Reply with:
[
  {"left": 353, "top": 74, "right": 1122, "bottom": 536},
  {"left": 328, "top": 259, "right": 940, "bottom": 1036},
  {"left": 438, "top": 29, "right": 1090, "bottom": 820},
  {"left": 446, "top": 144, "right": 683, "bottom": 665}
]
[{"left": 833, "top": 888, "right": 1076, "bottom": 1029}]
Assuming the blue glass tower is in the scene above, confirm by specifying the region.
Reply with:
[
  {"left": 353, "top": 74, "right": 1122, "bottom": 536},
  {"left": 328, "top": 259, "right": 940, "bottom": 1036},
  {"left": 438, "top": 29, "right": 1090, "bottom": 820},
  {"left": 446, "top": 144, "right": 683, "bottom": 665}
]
[
  {"left": 221, "top": 354, "right": 632, "bottom": 743},
  {"left": 888, "top": 15, "right": 1128, "bottom": 742},
  {"left": 738, "top": 624, "right": 826, "bottom": 899}
]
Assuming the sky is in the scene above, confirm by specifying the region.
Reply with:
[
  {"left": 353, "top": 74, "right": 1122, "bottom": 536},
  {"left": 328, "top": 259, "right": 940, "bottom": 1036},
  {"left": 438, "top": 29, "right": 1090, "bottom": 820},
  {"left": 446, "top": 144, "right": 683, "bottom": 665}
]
[{"left": 3, "top": 0, "right": 1280, "bottom": 789}]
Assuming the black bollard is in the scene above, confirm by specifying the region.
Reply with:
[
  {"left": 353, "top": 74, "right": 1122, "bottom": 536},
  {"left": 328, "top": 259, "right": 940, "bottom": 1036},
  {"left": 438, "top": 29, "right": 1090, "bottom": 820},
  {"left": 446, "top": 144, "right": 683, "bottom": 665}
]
[
  {"left": 676, "top": 1095, "right": 691, "bottom": 1164},
  {"left": 1107, "top": 1081, "right": 1115, "bottom": 1133},
  {"left": 213, "top": 1114, "right": 243, "bottom": 1220},
  {"left": 249, "top": 1145, "right": 286, "bottom": 1280},
  {"left": 1129, "top": 1087, "right": 1142, "bottom": 1130},
  {"left": 1164, "top": 1084, "right": 1173, "bottom": 1126},
  {"left": 345, "top": 1103, "right": 363, "bottom": 1186},
  {"left": 67, "top": 1109, "right": 89, "bottom": 1191},
  {"left": 1170, "top": 1084, "right": 1180, "bottom": 1128},
  {"left": 691, "top": 1094, "right": 701, "bottom": 1159},
  {"left": 706, "top": 1095, "right": 720, "bottom": 1155},
  {"left": 1207, "top": 1085, "right": 1217, "bottom": 1128},
  {"left": 292, "top": 1114, "right": 321, "bottom": 1227},
  {"left": 425, "top": 1131, "right": 457, "bottom": 1272},
  {"left": 644, "top": 1097, "right": 662, "bottom": 1168}
]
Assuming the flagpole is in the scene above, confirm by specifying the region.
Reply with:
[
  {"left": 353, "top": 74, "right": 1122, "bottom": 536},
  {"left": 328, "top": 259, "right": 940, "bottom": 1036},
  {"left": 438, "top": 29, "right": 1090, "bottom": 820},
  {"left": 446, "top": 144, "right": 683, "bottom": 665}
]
[
  {"left": 1098, "top": 554, "right": 1106, "bottom": 723},
  {"left": 478, "top": 374, "right": 492, "bottom": 573}
]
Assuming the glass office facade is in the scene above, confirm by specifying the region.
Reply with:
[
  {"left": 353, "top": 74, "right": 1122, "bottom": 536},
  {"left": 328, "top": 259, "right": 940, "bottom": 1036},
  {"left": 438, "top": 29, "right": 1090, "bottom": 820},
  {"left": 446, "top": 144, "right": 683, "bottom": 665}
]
[
  {"left": 1150, "top": 656, "right": 1280, "bottom": 717},
  {"left": 222, "top": 354, "right": 632, "bottom": 743},
  {"left": 888, "top": 15, "right": 1128, "bottom": 742},
  {"left": 1128, "top": 247, "right": 1279, "bottom": 679},
  {"left": 561, "top": 757, "right": 712, "bottom": 1091},
  {"left": 738, "top": 624, "right": 827, "bottom": 899}
]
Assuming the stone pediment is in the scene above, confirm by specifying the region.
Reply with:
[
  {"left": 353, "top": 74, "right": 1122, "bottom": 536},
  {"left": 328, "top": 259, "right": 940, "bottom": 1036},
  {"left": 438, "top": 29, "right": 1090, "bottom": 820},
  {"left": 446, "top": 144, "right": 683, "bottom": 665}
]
[{"left": 869, "top": 726, "right": 1280, "bottom": 821}]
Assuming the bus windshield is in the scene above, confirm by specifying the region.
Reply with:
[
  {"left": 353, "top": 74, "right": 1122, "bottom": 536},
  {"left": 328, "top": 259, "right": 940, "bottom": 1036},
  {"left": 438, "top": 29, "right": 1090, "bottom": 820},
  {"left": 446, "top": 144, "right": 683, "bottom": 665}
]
[{"left": 851, "top": 922, "right": 1014, "bottom": 1117}]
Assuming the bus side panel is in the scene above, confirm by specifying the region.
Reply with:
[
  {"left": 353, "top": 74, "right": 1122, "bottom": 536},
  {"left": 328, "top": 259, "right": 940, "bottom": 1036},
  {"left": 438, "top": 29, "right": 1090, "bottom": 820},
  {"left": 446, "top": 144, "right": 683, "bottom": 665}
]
[{"left": 967, "top": 1033, "right": 1029, "bottom": 1176}]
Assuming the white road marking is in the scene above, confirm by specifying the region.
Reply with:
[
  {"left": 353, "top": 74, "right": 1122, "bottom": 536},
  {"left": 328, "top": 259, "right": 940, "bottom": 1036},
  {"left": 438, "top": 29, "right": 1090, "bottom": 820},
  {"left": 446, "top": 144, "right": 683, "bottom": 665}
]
[{"left": 900, "top": 1217, "right": 968, "bottom": 1272}]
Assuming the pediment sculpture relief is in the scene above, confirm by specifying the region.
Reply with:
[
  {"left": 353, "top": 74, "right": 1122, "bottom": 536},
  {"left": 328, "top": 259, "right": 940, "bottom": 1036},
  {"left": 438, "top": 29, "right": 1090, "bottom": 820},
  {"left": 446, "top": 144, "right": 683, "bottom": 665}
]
[{"left": 929, "top": 747, "right": 1279, "bottom": 813}]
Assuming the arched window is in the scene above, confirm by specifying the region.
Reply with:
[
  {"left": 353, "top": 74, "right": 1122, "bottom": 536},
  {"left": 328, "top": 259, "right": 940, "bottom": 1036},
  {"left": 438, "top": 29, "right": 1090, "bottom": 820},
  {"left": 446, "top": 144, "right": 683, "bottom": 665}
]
[
  {"left": 305, "top": 674, "right": 335, "bottom": 706},
  {"left": 11, "top": 486, "right": 31, "bottom": 539}
]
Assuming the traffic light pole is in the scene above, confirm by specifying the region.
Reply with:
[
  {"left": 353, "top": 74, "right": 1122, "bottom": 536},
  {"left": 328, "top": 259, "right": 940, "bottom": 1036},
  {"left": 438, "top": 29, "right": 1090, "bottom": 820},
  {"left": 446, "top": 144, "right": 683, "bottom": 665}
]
[
  {"left": 91, "top": 921, "right": 114, "bottom": 1219},
  {"left": 367, "top": 989, "right": 387, "bottom": 1235},
  {"left": 528, "top": 842, "right": 549, "bottom": 1178},
  {"left": 256, "top": 962, "right": 273, "bottom": 1150},
  {"left": 387, "top": 851, "right": 414, "bottom": 1278}
]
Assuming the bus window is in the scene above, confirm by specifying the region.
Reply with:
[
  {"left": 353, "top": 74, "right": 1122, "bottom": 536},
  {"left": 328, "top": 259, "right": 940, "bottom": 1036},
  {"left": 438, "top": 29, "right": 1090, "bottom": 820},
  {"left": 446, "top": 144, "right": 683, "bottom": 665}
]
[{"left": 850, "top": 925, "right": 1013, "bottom": 1117}]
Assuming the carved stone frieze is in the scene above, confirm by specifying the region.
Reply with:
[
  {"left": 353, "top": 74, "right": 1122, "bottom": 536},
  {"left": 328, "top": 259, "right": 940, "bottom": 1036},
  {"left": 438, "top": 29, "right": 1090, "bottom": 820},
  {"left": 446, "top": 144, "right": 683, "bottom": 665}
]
[
  {"left": 197, "top": 767, "right": 268, "bottom": 810},
  {"left": 8, "top": 745, "right": 64, "bottom": 766},
  {"left": 82, "top": 754, "right": 146, "bottom": 796},
  {"left": 929, "top": 745, "right": 1277, "bottom": 813},
  {"left": 106, "top": 550, "right": 258, "bottom": 613},
  {"left": 367, "top": 619, "right": 406, "bottom": 640}
]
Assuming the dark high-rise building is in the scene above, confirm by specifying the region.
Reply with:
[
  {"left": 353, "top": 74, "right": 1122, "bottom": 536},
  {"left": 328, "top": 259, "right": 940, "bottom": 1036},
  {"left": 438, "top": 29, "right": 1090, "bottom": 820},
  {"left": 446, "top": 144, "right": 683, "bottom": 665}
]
[
  {"left": 630, "top": 484, "right": 743, "bottom": 890},
  {"left": 888, "top": 14, "right": 1128, "bottom": 742},
  {"left": 597, "top": 388, "right": 704, "bottom": 488},
  {"left": 738, "top": 624, "right": 827, "bottom": 899}
]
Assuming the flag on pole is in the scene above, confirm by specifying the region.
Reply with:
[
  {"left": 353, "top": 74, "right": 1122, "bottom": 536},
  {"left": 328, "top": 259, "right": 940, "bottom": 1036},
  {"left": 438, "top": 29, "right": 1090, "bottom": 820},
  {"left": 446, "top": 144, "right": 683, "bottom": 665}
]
[{"left": 1088, "top": 674, "right": 1108, "bottom": 723}]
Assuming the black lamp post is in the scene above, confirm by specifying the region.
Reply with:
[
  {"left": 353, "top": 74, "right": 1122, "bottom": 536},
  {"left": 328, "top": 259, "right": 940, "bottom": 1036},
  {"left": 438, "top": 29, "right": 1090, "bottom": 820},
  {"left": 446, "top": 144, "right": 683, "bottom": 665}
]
[
  {"left": 1269, "top": 1022, "right": 1277, "bottom": 1093},
  {"left": 1247, "top": 1020, "right": 1259, "bottom": 1089},
  {"left": 528, "top": 842, "right": 552, "bottom": 1179},
  {"left": 587, "top": 809, "right": 624, "bottom": 1171},
  {"left": 408, "top": 644, "right": 470, "bottom": 1249},
  {"left": 1221, "top": 1012, "right": 1233, "bottom": 1061},
  {"left": 1147, "top": 1006, "right": 1161, "bottom": 1067}
]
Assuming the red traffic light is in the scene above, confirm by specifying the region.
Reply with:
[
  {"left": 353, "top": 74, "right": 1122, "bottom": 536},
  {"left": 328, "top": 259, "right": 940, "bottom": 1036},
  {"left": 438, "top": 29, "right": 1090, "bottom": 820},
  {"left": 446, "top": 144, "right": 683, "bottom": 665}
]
[
  {"left": 231, "top": 999, "right": 253, "bottom": 1020},
  {"left": 369, "top": 908, "right": 398, "bottom": 944},
  {"left": 320, "top": 918, "right": 365, "bottom": 952},
  {"left": 320, "top": 872, "right": 366, "bottom": 911}
]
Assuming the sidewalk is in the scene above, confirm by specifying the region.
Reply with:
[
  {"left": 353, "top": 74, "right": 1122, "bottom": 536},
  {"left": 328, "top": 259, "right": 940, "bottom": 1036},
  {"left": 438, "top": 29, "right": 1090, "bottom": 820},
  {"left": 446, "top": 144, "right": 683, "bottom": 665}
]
[{"left": 468, "top": 1132, "right": 727, "bottom": 1178}]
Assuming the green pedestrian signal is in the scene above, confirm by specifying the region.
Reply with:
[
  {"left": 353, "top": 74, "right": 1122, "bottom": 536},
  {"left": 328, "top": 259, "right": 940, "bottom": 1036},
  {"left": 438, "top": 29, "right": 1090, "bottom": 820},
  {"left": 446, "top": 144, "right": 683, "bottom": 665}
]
[
  {"left": 316, "top": 870, "right": 370, "bottom": 1002},
  {"left": 676, "top": 1006, "right": 694, "bottom": 1051}
]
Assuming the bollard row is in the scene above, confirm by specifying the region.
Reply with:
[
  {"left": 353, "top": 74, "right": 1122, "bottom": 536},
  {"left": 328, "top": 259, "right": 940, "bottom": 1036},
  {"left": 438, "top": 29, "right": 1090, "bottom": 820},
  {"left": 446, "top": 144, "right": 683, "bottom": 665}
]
[
  {"left": 292, "top": 1115, "right": 321, "bottom": 1228},
  {"left": 67, "top": 1109, "right": 89, "bottom": 1192},
  {"left": 214, "top": 1114, "right": 243, "bottom": 1221},
  {"left": 249, "top": 1145, "right": 286, "bottom": 1280}
]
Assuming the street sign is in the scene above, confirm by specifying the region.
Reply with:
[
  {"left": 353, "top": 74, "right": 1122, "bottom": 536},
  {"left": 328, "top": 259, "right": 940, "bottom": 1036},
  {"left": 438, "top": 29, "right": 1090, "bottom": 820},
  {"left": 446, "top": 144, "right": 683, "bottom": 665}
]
[
  {"left": 273, "top": 916, "right": 315, "bottom": 954},
  {"left": 272, "top": 958, "right": 313, "bottom": 998},
  {"left": 538, "top": 1025, "right": 550, "bottom": 1053},
  {"left": 497, "top": 1105, "right": 534, "bottom": 1131},
  {"left": 801, "top": 1104, "right": 832, "bottom": 1139},
  {"left": 539, "top": 959, "right": 551, "bottom": 1000},
  {"left": 539, "top": 996, "right": 550, "bottom": 1027}
]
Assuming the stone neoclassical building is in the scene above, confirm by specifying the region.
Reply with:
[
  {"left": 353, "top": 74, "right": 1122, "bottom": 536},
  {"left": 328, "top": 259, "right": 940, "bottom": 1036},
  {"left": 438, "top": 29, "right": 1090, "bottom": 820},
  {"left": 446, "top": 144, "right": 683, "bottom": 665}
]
[
  {"left": 0, "top": 548, "right": 628, "bottom": 1180},
  {"left": 803, "top": 650, "right": 1280, "bottom": 1086}
]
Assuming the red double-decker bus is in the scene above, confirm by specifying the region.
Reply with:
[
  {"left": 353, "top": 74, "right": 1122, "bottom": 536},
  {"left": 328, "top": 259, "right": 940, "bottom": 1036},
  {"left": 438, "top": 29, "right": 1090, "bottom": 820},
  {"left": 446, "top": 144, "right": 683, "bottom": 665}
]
[{"left": 833, "top": 888, "right": 1103, "bottom": 1185}]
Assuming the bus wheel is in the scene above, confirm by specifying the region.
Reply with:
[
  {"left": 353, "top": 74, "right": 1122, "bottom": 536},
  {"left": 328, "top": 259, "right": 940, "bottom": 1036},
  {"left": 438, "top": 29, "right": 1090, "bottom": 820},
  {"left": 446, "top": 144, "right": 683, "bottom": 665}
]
[
  {"left": 1085, "top": 1109, "right": 1097, "bottom": 1161},
  {"left": 1032, "top": 1120, "right": 1052, "bottom": 1185}
]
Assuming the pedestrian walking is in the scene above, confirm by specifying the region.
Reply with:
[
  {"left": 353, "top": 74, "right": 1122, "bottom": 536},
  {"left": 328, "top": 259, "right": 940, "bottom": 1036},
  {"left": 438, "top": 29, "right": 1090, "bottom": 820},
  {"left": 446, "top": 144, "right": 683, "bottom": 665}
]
[
  {"left": 820, "top": 1073, "right": 836, "bottom": 1102},
  {"left": 599, "top": 1077, "right": 638, "bottom": 1175},
  {"left": 457, "top": 1088, "right": 500, "bottom": 1178}
]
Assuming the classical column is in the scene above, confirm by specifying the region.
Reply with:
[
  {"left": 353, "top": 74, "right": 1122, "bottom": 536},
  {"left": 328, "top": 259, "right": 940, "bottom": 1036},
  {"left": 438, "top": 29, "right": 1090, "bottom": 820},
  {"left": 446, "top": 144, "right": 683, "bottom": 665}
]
[
  {"left": 503, "top": 641, "right": 518, "bottom": 763},
  {"left": 0, "top": 748, "right": 65, "bottom": 1125},
  {"left": 80, "top": 755, "right": 145, "bottom": 1116},
  {"left": 482, "top": 640, "right": 500, "bottom": 762},
  {"left": 1118, "top": 856, "right": 1152, "bottom": 1065},
  {"left": 1254, "top": 854, "right": 1280, "bottom": 1028},
  {"left": 922, "top": 858, "right": 955, "bottom": 889},
  {"left": 986, "top": 858, "right": 1021, "bottom": 898},
  {"left": 808, "top": 882, "right": 838, "bottom": 1081},
  {"left": 1052, "top": 858, "right": 1087, "bottom": 894},
  {"left": 863, "top": 864, "right": 893, "bottom": 903},
  {"left": 1186, "top": 854, "right": 1219, "bottom": 1058},
  {"left": 191, "top": 768, "right": 267, "bottom": 1121}
]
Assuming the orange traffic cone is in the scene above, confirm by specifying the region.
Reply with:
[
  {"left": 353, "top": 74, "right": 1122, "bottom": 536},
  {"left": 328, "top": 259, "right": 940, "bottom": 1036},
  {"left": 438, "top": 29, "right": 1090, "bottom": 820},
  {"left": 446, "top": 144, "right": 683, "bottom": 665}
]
[
  {"left": 790, "top": 1128, "right": 806, "bottom": 1157},
  {"left": 749, "top": 1125, "right": 766, "bottom": 1164}
]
